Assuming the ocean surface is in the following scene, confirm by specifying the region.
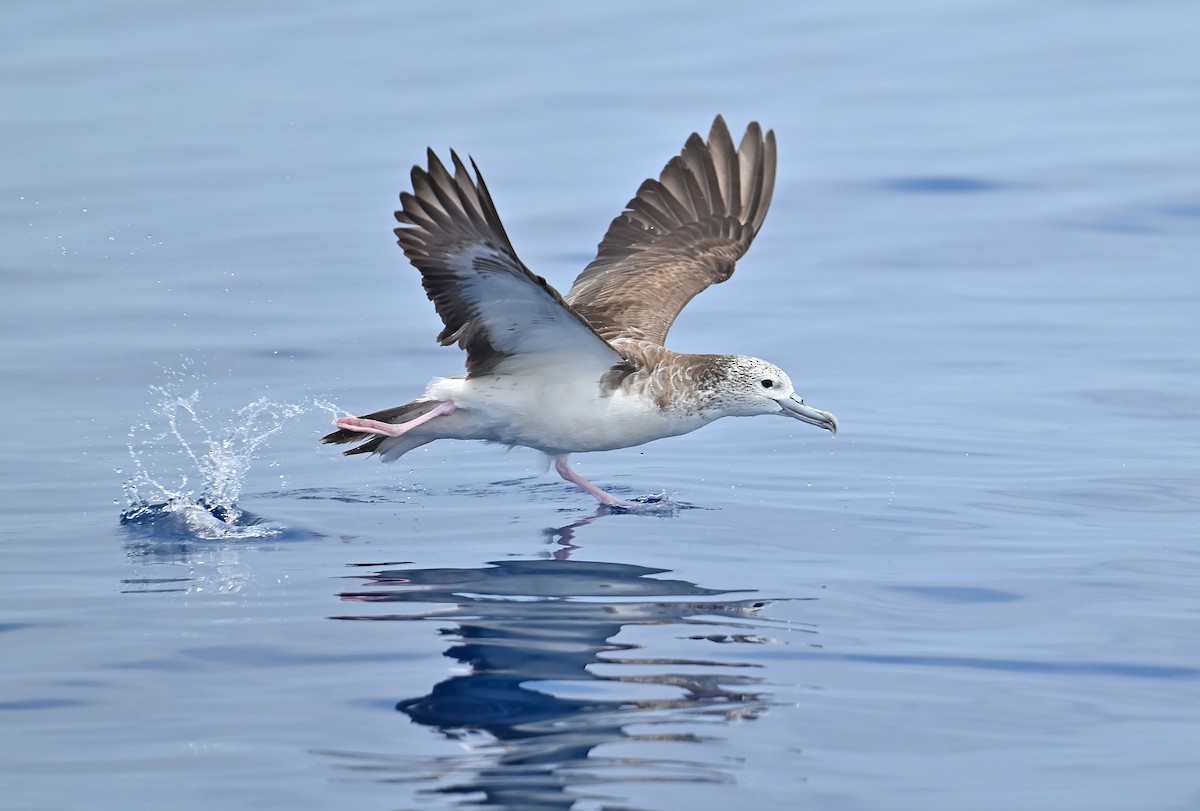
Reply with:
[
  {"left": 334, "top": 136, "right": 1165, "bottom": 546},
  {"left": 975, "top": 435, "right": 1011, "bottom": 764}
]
[{"left": 3, "top": 2, "right": 1198, "bottom": 809}]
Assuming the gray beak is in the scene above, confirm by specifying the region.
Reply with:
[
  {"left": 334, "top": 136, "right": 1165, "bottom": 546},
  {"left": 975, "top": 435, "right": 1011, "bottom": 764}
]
[{"left": 780, "top": 395, "right": 838, "bottom": 435}]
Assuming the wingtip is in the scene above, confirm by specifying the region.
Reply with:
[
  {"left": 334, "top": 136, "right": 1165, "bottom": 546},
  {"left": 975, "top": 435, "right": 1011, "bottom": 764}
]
[
  {"left": 448, "top": 149, "right": 471, "bottom": 178},
  {"left": 420, "top": 147, "right": 444, "bottom": 178},
  {"left": 740, "top": 120, "right": 763, "bottom": 150},
  {"left": 708, "top": 114, "right": 732, "bottom": 145}
]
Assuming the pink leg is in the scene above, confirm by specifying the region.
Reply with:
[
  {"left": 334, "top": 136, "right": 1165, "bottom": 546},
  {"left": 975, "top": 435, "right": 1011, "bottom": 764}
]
[
  {"left": 337, "top": 401, "right": 457, "bottom": 437},
  {"left": 553, "top": 455, "right": 635, "bottom": 508}
]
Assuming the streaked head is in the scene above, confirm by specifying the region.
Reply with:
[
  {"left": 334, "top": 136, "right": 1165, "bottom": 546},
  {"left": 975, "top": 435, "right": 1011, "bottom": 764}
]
[{"left": 712, "top": 355, "right": 838, "bottom": 434}]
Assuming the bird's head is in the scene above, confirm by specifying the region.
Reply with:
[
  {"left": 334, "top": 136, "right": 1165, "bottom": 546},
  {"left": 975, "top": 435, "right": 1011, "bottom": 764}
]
[{"left": 709, "top": 355, "right": 838, "bottom": 434}]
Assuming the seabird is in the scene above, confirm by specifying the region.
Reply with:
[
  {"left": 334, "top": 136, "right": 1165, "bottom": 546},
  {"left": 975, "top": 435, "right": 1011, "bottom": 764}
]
[{"left": 323, "top": 115, "right": 838, "bottom": 506}]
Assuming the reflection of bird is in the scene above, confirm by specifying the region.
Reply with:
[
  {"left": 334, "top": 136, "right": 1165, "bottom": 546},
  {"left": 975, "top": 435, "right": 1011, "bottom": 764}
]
[
  {"left": 331, "top": 558, "right": 776, "bottom": 807},
  {"left": 323, "top": 116, "right": 837, "bottom": 506}
]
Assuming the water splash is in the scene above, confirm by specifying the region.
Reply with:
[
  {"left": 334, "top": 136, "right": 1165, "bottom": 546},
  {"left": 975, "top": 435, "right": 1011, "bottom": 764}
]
[{"left": 121, "top": 375, "right": 320, "bottom": 541}]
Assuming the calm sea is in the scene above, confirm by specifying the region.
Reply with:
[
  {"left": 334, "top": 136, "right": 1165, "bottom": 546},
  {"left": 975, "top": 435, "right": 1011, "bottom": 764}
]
[{"left": 2, "top": 2, "right": 1198, "bottom": 809}]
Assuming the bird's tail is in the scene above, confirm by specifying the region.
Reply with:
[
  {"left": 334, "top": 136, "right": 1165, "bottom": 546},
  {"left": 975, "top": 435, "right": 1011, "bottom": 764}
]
[{"left": 321, "top": 398, "right": 442, "bottom": 461}]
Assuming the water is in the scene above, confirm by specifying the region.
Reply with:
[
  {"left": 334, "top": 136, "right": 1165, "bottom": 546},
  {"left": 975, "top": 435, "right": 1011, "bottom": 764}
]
[{"left": 3, "top": 1, "right": 1199, "bottom": 809}]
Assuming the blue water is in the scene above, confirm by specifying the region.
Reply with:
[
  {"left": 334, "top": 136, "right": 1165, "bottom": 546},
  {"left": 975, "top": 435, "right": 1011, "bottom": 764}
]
[{"left": 3, "top": 1, "right": 1199, "bottom": 809}]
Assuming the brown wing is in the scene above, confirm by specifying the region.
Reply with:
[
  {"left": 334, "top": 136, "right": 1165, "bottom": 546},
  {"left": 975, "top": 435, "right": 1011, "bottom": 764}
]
[
  {"left": 564, "top": 116, "right": 777, "bottom": 345},
  {"left": 396, "top": 149, "right": 621, "bottom": 377}
]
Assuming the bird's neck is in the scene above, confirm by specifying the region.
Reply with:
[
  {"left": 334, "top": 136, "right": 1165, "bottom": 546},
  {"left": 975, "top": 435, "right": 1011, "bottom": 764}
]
[{"left": 611, "top": 342, "right": 734, "bottom": 418}]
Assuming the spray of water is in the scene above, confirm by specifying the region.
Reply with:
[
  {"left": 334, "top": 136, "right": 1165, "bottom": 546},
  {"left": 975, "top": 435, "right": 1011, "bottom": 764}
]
[{"left": 121, "top": 373, "right": 337, "bottom": 540}]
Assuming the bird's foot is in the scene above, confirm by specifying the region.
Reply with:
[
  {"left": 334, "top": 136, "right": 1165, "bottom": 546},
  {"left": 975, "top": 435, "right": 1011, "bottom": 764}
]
[
  {"left": 594, "top": 492, "right": 640, "bottom": 509},
  {"left": 601, "top": 495, "right": 681, "bottom": 515},
  {"left": 335, "top": 416, "right": 398, "bottom": 436},
  {"left": 336, "top": 401, "right": 456, "bottom": 437},
  {"left": 553, "top": 454, "right": 642, "bottom": 509}
]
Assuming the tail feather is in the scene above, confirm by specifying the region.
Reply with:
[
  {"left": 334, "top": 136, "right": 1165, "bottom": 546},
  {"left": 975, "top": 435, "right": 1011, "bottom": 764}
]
[
  {"left": 352, "top": 433, "right": 434, "bottom": 462},
  {"left": 321, "top": 399, "right": 442, "bottom": 458},
  {"left": 342, "top": 435, "right": 386, "bottom": 456}
]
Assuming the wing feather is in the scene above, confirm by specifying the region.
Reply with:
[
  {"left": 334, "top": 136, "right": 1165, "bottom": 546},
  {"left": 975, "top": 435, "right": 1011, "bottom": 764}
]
[
  {"left": 564, "top": 116, "right": 778, "bottom": 345},
  {"left": 395, "top": 150, "right": 620, "bottom": 377}
]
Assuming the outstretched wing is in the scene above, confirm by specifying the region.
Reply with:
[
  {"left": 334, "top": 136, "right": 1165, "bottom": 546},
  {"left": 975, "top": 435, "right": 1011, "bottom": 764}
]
[
  {"left": 564, "top": 116, "right": 777, "bottom": 346},
  {"left": 395, "top": 149, "right": 622, "bottom": 377}
]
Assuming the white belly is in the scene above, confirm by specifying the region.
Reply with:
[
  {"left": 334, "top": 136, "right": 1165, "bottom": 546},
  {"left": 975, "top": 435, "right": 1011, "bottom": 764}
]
[{"left": 428, "top": 373, "right": 711, "bottom": 454}]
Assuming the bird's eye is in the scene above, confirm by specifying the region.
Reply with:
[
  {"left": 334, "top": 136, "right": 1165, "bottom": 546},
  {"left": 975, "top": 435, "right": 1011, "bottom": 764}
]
[{"left": 760, "top": 379, "right": 774, "bottom": 389}]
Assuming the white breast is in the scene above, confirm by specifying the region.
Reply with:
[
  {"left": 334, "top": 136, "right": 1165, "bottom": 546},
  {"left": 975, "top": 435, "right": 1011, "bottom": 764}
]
[{"left": 428, "top": 371, "right": 713, "bottom": 454}]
